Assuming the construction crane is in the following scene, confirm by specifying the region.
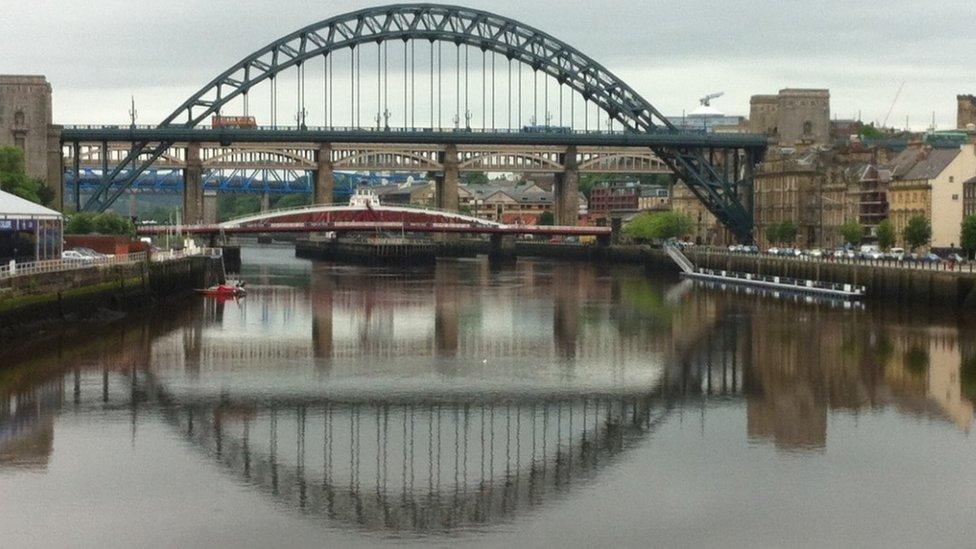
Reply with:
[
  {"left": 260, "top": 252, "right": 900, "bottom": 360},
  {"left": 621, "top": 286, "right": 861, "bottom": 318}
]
[{"left": 700, "top": 92, "right": 724, "bottom": 107}]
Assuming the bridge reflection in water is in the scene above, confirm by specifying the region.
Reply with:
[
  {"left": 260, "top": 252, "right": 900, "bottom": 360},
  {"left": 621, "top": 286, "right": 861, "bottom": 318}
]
[{"left": 2, "top": 255, "right": 976, "bottom": 538}]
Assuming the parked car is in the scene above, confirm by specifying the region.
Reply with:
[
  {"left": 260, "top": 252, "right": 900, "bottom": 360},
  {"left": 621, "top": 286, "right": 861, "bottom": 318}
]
[
  {"left": 63, "top": 250, "right": 95, "bottom": 262},
  {"left": 808, "top": 249, "right": 824, "bottom": 258},
  {"left": 70, "top": 247, "right": 108, "bottom": 260},
  {"left": 922, "top": 253, "right": 941, "bottom": 264},
  {"left": 864, "top": 250, "right": 885, "bottom": 260},
  {"left": 947, "top": 253, "right": 966, "bottom": 263},
  {"left": 887, "top": 247, "right": 906, "bottom": 261},
  {"left": 767, "top": 247, "right": 781, "bottom": 256}
]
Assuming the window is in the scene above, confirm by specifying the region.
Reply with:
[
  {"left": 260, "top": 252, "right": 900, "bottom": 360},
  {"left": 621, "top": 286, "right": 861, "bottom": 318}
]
[
  {"left": 14, "top": 110, "right": 24, "bottom": 126},
  {"left": 14, "top": 136, "right": 24, "bottom": 150},
  {"left": 952, "top": 194, "right": 959, "bottom": 201},
  {"left": 803, "top": 121, "right": 813, "bottom": 135}
]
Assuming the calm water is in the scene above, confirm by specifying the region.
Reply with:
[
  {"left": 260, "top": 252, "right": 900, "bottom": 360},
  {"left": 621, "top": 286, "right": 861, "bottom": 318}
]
[{"left": 2, "top": 246, "right": 976, "bottom": 548}]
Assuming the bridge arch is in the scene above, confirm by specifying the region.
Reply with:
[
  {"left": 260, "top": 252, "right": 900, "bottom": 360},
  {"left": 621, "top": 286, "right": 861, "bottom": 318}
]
[{"left": 82, "top": 3, "right": 761, "bottom": 241}]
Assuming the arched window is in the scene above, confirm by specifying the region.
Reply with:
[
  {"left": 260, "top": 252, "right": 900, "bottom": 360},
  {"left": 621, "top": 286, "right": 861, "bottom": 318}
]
[
  {"left": 803, "top": 121, "right": 813, "bottom": 135},
  {"left": 14, "top": 110, "right": 25, "bottom": 126}
]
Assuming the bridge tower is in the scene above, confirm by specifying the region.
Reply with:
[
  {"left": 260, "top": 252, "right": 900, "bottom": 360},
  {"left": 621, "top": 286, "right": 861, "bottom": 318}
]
[
  {"left": 435, "top": 144, "right": 460, "bottom": 212},
  {"left": 554, "top": 146, "right": 580, "bottom": 226},
  {"left": 183, "top": 143, "right": 204, "bottom": 225},
  {"left": 313, "top": 143, "right": 334, "bottom": 205}
]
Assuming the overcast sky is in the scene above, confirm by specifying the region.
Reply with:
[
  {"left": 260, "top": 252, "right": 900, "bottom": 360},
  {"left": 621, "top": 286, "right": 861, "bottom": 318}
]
[{"left": 2, "top": 0, "right": 974, "bottom": 129}]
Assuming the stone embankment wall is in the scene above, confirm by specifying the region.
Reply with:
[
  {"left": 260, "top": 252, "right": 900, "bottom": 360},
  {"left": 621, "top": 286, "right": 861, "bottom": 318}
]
[
  {"left": 677, "top": 249, "right": 976, "bottom": 308},
  {"left": 0, "top": 256, "right": 224, "bottom": 342}
]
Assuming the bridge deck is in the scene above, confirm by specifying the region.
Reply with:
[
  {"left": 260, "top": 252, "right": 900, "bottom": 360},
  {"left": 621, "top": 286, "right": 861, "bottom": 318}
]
[{"left": 61, "top": 126, "right": 769, "bottom": 150}]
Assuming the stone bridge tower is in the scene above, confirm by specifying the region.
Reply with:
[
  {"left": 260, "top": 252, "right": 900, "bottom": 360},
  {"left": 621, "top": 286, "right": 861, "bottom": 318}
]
[{"left": 0, "top": 75, "right": 63, "bottom": 209}]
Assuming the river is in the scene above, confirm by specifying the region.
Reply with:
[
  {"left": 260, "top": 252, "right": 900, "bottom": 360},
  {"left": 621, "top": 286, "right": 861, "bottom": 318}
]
[{"left": 1, "top": 246, "right": 975, "bottom": 548}]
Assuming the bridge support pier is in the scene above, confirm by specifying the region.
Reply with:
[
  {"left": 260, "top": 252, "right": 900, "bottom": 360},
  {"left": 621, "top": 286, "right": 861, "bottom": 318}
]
[
  {"left": 314, "top": 143, "right": 334, "bottom": 205},
  {"left": 183, "top": 143, "right": 204, "bottom": 225},
  {"left": 260, "top": 192, "right": 271, "bottom": 213},
  {"left": 488, "top": 233, "right": 516, "bottom": 261},
  {"left": 203, "top": 190, "right": 218, "bottom": 225},
  {"left": 554, "top": 146, "right": 579, "bottom": 226},
  {"left": 435, "top": 144, "right": 460, "bottom": 212}
]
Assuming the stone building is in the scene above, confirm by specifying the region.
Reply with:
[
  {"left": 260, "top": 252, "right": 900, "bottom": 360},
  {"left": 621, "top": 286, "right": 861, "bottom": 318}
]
[
  {"left": 0, "top": 76, "right": 62, "bottom": 208},
  {"left": 964, "top": 176, "right": 976, "bottom": 218},
  {"left": 886, "top": 142, "right": 976, "bottom": 251},
  {"left": 959, "top": 95, "right": 976, "bottom": 130},
  {"left": 670, "top": 182, "right": 730, "bottom": 245},
  {"left": 752, "top": 149, "right": 857, "bottom": 249},
  {"left": 749, "top": 89, "right": 831, "bottom": 147}
]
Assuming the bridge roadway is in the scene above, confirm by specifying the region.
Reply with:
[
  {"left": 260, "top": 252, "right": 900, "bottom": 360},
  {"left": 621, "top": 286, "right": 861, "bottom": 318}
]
[{"left": 135, "top": 203, "right": 611, "bottom": 238}]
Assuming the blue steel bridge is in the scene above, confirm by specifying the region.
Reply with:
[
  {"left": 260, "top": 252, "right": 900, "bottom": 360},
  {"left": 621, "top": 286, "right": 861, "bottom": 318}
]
[{"left": 61, "top": 3, "right": 768, "bottom": 241}]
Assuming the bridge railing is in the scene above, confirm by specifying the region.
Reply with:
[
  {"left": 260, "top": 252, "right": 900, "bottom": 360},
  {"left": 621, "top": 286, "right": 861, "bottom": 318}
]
[
  {"left": 0, "top": 252, "right": 148, "bottom": 281},
  {"left": 149, "top": 247, "right": 223, "bottom": 262},
  {"left": 61, "top": 124, "right": 662, "bottom": 136}
]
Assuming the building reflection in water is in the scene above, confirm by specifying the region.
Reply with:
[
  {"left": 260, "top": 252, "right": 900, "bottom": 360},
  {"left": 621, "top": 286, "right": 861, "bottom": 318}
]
[{"left": 1, "top": 257, "right": 975, "bottom": 533}]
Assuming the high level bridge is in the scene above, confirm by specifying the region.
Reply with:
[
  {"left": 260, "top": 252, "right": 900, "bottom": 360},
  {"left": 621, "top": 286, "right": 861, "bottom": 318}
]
[{"left": 61, "top": 4, "right": 767, "bottom": 241}]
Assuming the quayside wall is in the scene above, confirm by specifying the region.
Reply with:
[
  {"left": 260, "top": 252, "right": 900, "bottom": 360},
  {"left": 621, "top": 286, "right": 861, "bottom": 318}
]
[
  {"left": 296, "top": 239, "right": 976, "bottom": 308},
  {"left": 0, "top": 256, "right": 224, "bottom": 342}
]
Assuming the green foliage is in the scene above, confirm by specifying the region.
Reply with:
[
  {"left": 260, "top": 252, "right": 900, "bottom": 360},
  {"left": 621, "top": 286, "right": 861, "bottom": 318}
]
[
  {"left": 961, "top": 355, "right": 976, "bottom": 403},
  {"left": 839, "top": 220, "right": 864, "bottom": 246},
  {"left": 904, "top": 346, "right": 930, "bottom": 376},
  {"left": 876, "top": 219, "right": 895, "bottom": 251},
  {"left": 273, "top": 193, "right": 312, "bottom": 210},
  {"left": 462, "top": 172, "right": 490, "bottom": 186},
  {"left": 218, "top": 194, "right": 262, "bottom": 222},
  {"left": 624, "top": 211, "right": 694, "bottom": 242},
  {"left": 961, "top": 215, "right": 976, "bottom": 258},
  {"left": 765, "top": 220, "right": 798, "bottom": 245},
  {"left": 537, "top": 211, "right": 555, "bottom": 226},
  {"left": 0, "top": 146, "right": 49, "bottom": 205},
  {"left": 859, "top": 124, "right": 885, "bottom": 139},
  {"left": 65, "top": 212, "right": 134, "bottom": 235},
  {"left": 65, "top": 213, "right": 97, "bottom": 234},
  {"left": 903, "top": 215, "right": 931, "bottom": 251}
]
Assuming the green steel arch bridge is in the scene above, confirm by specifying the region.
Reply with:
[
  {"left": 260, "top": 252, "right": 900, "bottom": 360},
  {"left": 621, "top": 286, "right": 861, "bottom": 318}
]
[{"left": 62, "top": 3, "right": 767, "bottom": 242}]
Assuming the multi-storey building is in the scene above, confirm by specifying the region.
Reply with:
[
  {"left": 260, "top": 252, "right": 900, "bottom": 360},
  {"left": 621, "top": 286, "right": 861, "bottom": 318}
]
[
  {"left": 964, "top": 177, "right": 976, "bottom": 218},
  {"left": 887, "top": 142, "right": 976, "bottom": 251},
  {"left": 752, "top": 149, "right": 857, "bottom": 248},
  {"left": 959, "top": 95, "right": 976, "bottom": 130},
  {"left": 588, "top": 182, "right": 670, "bottom": 215},
  {"left": 671, "top": 182, "right": 729, "bottom": 245}
]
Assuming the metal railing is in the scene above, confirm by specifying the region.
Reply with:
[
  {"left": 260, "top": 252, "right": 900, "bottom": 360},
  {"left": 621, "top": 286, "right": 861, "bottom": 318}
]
[
  {"left": 0, "top": 252, "right": 148, "bottom": 281},
  {"left": 691, "top": 246, "right": 976, "bottom": 274},
  {"left": 0, "top": 248, "right": 223, "bottom": 281},
  {"left": 149, "top": 247, "right": 223, "bottom": 263}
]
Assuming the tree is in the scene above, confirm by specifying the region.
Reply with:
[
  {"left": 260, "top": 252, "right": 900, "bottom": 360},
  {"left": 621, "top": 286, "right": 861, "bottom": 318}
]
[
  {"left": 765, "top": 220, "right": 797, "bottom": 245},
  {"left": 462, "top": 172, "right": 490, "bottom": 186},
  {"left": 961, "top": 215, "right": 976, "bottom": 259},
  {"left": 777, "top": 220, "right": 797, "bottom": 245},
  {"left": 876, "top": 219, "right": 895, "bottom": 251},
  {"left": 65, "top": 212, "right": 98, "bottom": 235},
  {"left": 274, "top": 193, "right": 311, "bottom": 210},
  {"left": 839, "top": 220, "right": 864, "bottom": 247},
  {"left": 93, "top": 212, "right": 135, "bottom": 236},
  {"left": 0, "top": 146, "right": 47, "bottom": 205},
  {"left": 903, "top": 215, "right": 931, "bottom": 251},
  {"left": 624, "top": 211, "right": 694, "bottom": 242},
  {"left": 537, "top": 211, "right": 555, "bottom": 226},
  {"left": 65, "top": 212, "right": 134, "bottom": 235}
]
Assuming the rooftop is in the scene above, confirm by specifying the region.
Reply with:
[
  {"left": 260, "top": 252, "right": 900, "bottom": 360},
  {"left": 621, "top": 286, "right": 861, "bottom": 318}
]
[
  {"left": 887, "top": 147, "right": 960, "bottom": 181},
  {"left": 0, "top": 190, "right": 62, "bottom": 219}
]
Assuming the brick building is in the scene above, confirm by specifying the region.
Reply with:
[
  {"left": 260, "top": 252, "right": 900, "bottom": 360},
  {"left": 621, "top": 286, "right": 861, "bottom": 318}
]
[{"left": 588, "top": 182, "right": 669, "bottom": 215}]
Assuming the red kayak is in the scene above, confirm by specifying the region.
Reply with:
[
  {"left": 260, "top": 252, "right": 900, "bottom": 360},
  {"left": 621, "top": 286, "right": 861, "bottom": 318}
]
[{"left": 196, "top": 283, "right": 247, "bottom": 298}]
